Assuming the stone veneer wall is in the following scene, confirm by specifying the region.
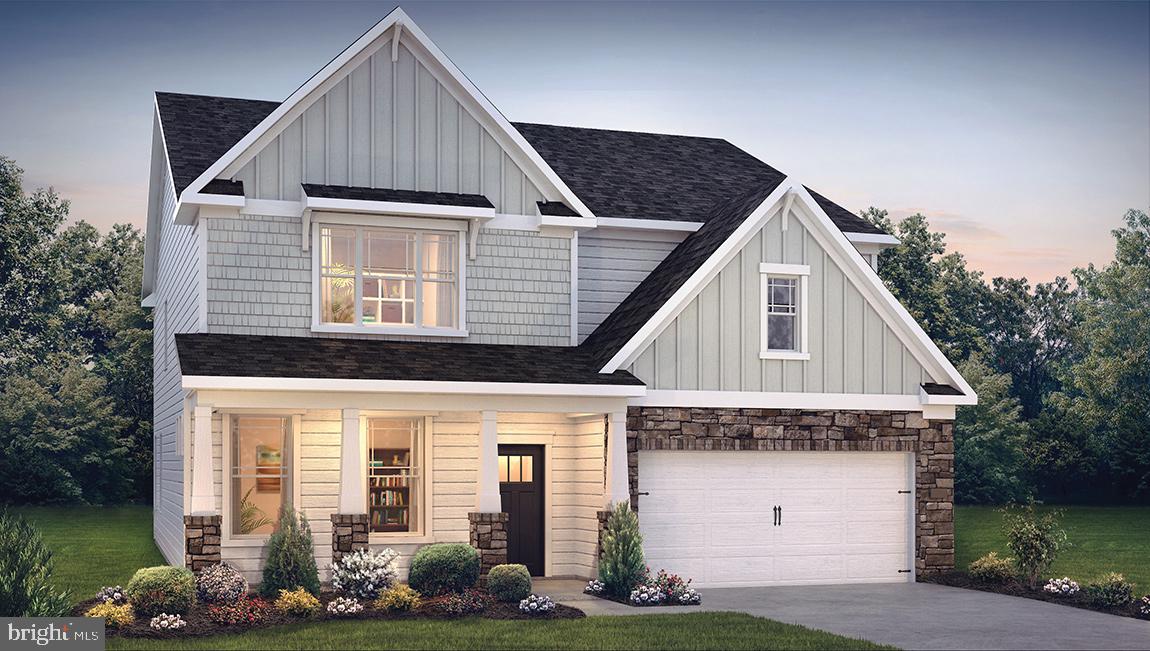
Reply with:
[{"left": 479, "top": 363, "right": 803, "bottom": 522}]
[
  {"left": 330, "top": 514, "right": 369, "bottom": 565},
  {"left": 183, "top": 515, "right": 222, "bottom": 571},
  {"left": 626, "top": 407, "right": 955, "bottom": 575},
  {"left": 468, "top": 512, "right": 509, "bottom": 576}
]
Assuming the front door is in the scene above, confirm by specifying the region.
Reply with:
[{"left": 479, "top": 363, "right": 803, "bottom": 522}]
[{"left": 498, "top": 444, "right": 544, "bottom": 576}]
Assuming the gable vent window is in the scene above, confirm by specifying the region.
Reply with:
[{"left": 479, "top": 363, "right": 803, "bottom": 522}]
[
  {"left": 759, "top": 263, "right": 810, "bottom": 361},
  {"left": 317, "top": 225, "right": 463, "bottom": 333}
]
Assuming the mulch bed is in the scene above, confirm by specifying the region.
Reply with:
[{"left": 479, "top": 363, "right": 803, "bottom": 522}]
[
  {"left": 583, "top": 591, "right": 701, "bottom": 608},
  {"left": 923, "top": 572, "right": 1148, "bottom": 620},
  {"left": 75, "top": 591, "right": 584, "bottom": 639}
]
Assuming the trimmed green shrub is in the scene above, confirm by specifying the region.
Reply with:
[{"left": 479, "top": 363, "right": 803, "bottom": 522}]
[
  {"left": 259, "top": 504, "right": 320, "bottom": 598},
  {"left": 968, "top": 552, "right": 1017, "bottom": 584},
  {"left": 407, "top": 544, "right": 480, "bottom": 596},
  {"left": 486, "top": 564, "right": 531, "bottom": 602},
  {"left": 125, "top": 566, "right": 195, "bottom": 616},
  {"left": 0, "top": 511, "right": 71, "bottom": 616},
  {"left": 1086, "top": 573, "right": 1135, "bottom": 608},
  {"left": 1002, "top": 503, "right": 1067, "bottom": 587},
  {"left": 598, "top": 501, "right": 646, "bottom": 599}
]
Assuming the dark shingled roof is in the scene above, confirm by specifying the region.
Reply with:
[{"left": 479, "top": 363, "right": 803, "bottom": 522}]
[
  {"left": 580, "top": 183, "right": 784, "bottom": 365},
  {"left": 176, "top": 333, "right": 644, "bottom": 386},
  {"left": 921, "top": 383, "right": 965, "bottom": 396},
  {"left": 155, "top": 92, "right": 279, "bottom": 194},
  {"left": 302, "top": 184, "right": 494, "bottom": 208},
  {"left": 201, "top": 179, "right": 244, "bottom": 196},
  {"left": 537, "top": 201, "right": 580, "bottom": 217}
]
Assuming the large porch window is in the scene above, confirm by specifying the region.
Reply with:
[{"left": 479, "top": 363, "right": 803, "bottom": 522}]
[
  {"left": 367, "top": 417, "right": 423, "bottom": 534},
  {"left": 229, "top": 415, "right": 292, "bottom": 536}
]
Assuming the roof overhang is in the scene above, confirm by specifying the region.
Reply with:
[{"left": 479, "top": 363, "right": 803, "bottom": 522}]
[
  {"left": 182, "top": 375, "right": 646, "bottom": 398},
  {"left": 302, "top": 193, "right": 496, "bottom": 221}
]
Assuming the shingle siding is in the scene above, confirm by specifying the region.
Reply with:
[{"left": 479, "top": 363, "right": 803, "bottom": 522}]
[{"left": 205, "top": 216, "right": 571, "bottom": 345}]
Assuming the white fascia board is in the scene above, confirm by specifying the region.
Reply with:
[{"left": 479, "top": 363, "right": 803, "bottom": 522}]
[
  {"left": 595, "top": 217, "right": 703, "bottom": 233},
  {"left": 179, "top": 8, "right": 595, "bottom": 222},
  {"left": 540, "top": 214, "right": 597, "bottom": 230},
  {"left": 789, "top": 185, "right": 977, "bottom": 401},
  {"left": 845, "top": 232, "right": 900, "bottom": 246},
  {"left": 182, "top": 192, "right": 245, "bottom": 208},
  {"left": 600, "top": 180, "right": 799, "bottom": 373},
  {"left": 633, "top": 390, "right": 924, "bottom": 412},
  {"left": 303, "top": 195, "right": 496, "bottom": 220},
  {"left": 182, "top": 375, "right": 646, "bottom": 398},
  {"left": 919, "top": 386, "right": 978, "bottom": 406}
]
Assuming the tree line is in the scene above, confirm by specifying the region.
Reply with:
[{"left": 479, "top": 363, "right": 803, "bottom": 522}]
[
  {"left": 865, "top": 207, "right": 1149, "bottom": 504},
  {"left": 0, "top": 153, "right": 1145, "bottom": 505}
]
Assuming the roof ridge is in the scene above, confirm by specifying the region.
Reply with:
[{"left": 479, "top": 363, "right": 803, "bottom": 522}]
[{"left": 512, "top": 120, "right": 731, "bottom": 143}]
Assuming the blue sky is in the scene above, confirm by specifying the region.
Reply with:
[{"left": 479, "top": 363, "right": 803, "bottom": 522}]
[{"left": 2, "top": 1, "right": 1147, "bottom": 282}]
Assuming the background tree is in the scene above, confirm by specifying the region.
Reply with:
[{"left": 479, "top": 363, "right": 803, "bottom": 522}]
[{"left": 953, "top": 356, "right": 1032, "bottom": 504}]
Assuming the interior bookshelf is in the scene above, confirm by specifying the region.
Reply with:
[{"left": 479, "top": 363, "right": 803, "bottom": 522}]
[{"left": 368, "top": 448, "right": 411, "bottom": 533}]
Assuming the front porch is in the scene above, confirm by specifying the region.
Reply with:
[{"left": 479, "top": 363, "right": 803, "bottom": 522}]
[{"left": 179, "top": 390, "right": 633, "bottom": 583}]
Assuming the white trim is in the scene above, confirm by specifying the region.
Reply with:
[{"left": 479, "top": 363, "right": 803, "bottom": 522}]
[
  {"left": 179, "top": 8, "right": 595, "bottom": 221},
  {"left": 498, "top": 430, "right": 555, "bottom": 577},
  {"left": 476, "top": 411, "right": 501, "bottom": 512},
  {"left": 759, "top": 263, "right": 810, "bottom": 360},
  {"left": 919, "top": 385, "right": 977, "bottom": 406},
  {"left": 570, "top": 230, "right": 579, "bottom": 345},
  {"left": 303, "top": 194, "right": 496, "bottom": 221},
  {"left": 595, "top": 217, "right": 703, "bottom": 232},
  {"left": 183, "top": 375, "right": 647, "bottom": 397},
  {"left": 846, "top": 232, "right": 900, "bottom": 246},
  {"left": 196, "top": 218, "right": 208, "bottom": 333},
  {"left": 605, "top": 410, "right": 629, "bottom": 507},
  {"left": 905, "top": 452, "right": 917, "bottom": 582},
  {"left": 189, "top": 404, "right": 215, "bottom": 514},
  {"left": 311, "top": 211, "right": 468, "bottom": 232},
  {"left": 337, "top": 408, "right": 364, "bottom": 513},
  {"left": 363, "top": 413, "right": 435, "bottom": 544},
  {"left": 600, "top": 179, "right": 796, "bottom": 373},
  {"left": 921, "top": 404, "right": 957, "bottom": 420},
  {"left": 633, "top": 390, "right": 928, "bottom": 412},
  {"left": 182, "top": 192, "right": 245, "bottom": 209},
  {"left": 540, "top": 214, "right": 597, "bottom": 230},
  {"left": 240, "top": 199, "right": 302, "bottom": 218}
]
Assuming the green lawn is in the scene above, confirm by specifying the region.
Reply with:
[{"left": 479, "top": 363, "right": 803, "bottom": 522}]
[
  {"left": 107, "top": 613, "right": 889, "bottom": 650},
  {"left": 955, "top": 505, "right": 1150, "bottom": 587},
  {"left": 13, "top": 505, "right": 165, "bottom": 604}
]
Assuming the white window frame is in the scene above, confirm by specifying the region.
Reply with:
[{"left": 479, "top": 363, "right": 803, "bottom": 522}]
[
  {"left": 221, "top": 412, "right": 303, "bottom": 546},
  {"left": 310, "top": 214, "right": 468, "bottom": 337},
  {"left": 759, "top": 262, "right": 810, "bottom": 360},
  {"left": 363, "top": 413, "right": 435, "bottom": 544}
]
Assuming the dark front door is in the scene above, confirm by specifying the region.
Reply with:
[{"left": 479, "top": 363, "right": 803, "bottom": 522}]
[{"left": 498, "top": 444, "right": 544, "bottom": 576}]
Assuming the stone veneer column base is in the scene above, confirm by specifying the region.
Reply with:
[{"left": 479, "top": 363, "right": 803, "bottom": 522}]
[
  {"left": 184, "top": 515, "right": 222, "bottom": 571},
  {"left": 330, "top": 514, "right": 369, "bottom": 565},
  {"left": 468, "top": 512, "right": 508, "bottom": 576},
  {"left": 596, "top": 510, "right": 612, "bottom": 563}
]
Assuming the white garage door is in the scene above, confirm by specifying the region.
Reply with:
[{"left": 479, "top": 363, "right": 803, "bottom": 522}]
[{"left": 639, "top": 450, "right": 913, "bottom": 588}]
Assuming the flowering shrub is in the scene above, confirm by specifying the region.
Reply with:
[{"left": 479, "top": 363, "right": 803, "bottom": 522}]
[
  {"left": 968, "top": 552, "right": 1016, "bottom": 584},
  {"left": 149, "top": 613, "right": 186, "bottom": 631},
  {"left": 584, "top": 580, "right": 605, "bottom": 595},
  {"left": 1140, "top": 595, "right": 1150, "bottom": 618},
  {"left": 274, "top": 587, "right": 322, "bottom": 617},
  {"left": 207, "top": 597, "right": 270, "bottom": 626},
  {"left": 518, "top": 594, "right": 556, "bottom": 615},
  {"left": 628, "top": 584, "right": 665, "bottom": 606},
  {"left": 85, "top": 602, "right": 134, "bottom": 628},
  {"left": 326, "top": 596, "right": 364, "bottom": 617},
  {"left": 331, "top": 548, "right": 399, "bottom": 600},
  {"left": 1086, "top": 573, "right": 1135, "bottom": 608},
  {"left": 373, "top": 584, "right": 422, "bottom": 612},
  {"left": 423, "top": 588, "right": 490, "bottom": 616},
  {"left": 652, "top": 569, "right": 701, "bottom": 604},
  {"left": 196, "top": 563, "right": 249, "bottom": 604},
  {"left": 1042, "top": 577, "right": 1080, "bottom": 597},
  {"left": 96, "top": 585, "right": 128, "bottom": 605}
]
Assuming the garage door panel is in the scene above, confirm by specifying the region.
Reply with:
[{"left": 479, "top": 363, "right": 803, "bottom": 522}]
[{"left": 638, "top": 450, "right": 911, "bottom": 588}]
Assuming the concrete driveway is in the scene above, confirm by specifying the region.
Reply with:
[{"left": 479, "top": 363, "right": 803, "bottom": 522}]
[{"left": 539, "top": 579, "right": 1150, "bottom": 650}]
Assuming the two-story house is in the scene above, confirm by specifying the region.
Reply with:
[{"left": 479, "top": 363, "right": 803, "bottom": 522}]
[{"left": 144, "top": 7, "right": 975, "bottom": 588}]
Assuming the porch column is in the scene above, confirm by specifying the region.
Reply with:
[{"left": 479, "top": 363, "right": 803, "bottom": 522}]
[
  {"left": 470, "top": 410, "right": 507, "bottom": 576},
  {"left": 475, "top": 410, "right": 502, "bottom": 512},
  {"left": 605, "top": 410, "right": 630, "bottom": 508},
  {"left": 189, "top": 404, "right": 215, "bottom": 514},
  {"left": 333, "top": 408, "right": 368, "bottom": 564},
  {"left": 186, "top": 403, "right": 221, "bottom": 570}
]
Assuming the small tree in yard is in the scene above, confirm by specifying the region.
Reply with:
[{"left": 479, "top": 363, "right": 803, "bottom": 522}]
[
  {"left": 260, "top": 504, "right": 320, "bottom": 597},
  {"left": 1002, "top": 503, "right": 1067, "bottom": 588},
  {"left": 598, "top": 501, "right": 646, "bottom": 599},
  {"left": 0, "top": 511, "right": 70, "bottom": 616}
]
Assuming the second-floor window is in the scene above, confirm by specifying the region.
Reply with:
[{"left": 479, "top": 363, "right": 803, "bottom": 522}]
[{"left": 319, "top": 225, "right": 459, "bottom": 330}]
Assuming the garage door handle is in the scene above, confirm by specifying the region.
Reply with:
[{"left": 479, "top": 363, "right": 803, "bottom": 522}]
[
  {"left": 778, "top": 506, "right": 782, "bottom": 525},
  {"left": 772, "top": 505, "right": 778, "bottom": 526},
  {"left": 898, "top": 490, "right": 911, "bottom": 494}
]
